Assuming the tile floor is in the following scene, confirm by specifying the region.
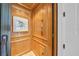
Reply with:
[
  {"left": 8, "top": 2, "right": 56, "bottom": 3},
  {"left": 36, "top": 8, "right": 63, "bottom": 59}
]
[{"left": 22, "top": 51, "right": 35, "bottom": 56}]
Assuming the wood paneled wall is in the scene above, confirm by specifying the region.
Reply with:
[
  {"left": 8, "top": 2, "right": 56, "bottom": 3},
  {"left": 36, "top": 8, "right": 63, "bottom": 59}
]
[
  {"left": 11, "top": 3, "right": 53, "bottom": 56},
  {"left": 11, "top": 4, "right": 32, "bottom": 56},
  {"left": 32, "top": 4, "right": 52, "bottom": 56}
]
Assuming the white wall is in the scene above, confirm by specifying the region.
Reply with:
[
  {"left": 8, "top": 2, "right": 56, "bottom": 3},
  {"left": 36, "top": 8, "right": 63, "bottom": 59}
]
[{"left": 58, "top": 3, "right": 79, "bottom": 56}]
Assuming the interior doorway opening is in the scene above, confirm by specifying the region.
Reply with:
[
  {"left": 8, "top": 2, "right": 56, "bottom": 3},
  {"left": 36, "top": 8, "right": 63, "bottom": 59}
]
[
  {"left": 11, "top": 3, "right": 57, "bottom": 56},
  {"left": 10, "top": 3, "right": 57, "bottom": 56}
]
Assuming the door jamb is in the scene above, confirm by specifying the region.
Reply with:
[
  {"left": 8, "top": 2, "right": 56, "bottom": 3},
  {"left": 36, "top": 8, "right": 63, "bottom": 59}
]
[{"left": 54, "top": 3, "right": 58, "bottom": 56}]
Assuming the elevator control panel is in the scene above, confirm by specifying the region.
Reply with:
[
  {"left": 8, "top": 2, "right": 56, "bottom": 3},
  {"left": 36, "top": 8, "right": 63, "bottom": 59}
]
[
  {"left": 1, "top": 34, "right": 8, "bottom": 55},
  {"left": 2, "top": 35, "right": 7, "bottom": 40},
  {"left": 1, "top": 35, "right": 8, "bottom": 48}
]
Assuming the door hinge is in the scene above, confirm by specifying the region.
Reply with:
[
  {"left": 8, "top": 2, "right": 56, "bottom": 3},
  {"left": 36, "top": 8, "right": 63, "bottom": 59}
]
[
  {"left": 63, "top": 44, "right": 65, "bottom": 49},
  {"left": 63, "top": 12, "right": 66, "bottom": 17}
]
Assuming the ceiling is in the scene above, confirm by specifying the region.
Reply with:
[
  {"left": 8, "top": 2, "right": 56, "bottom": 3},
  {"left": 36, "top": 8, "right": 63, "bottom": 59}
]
[{"left": 17, "top": 3, "right": 40, "bottom": 11}]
